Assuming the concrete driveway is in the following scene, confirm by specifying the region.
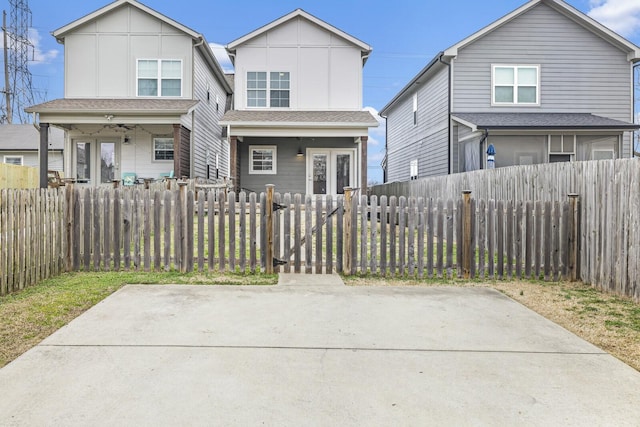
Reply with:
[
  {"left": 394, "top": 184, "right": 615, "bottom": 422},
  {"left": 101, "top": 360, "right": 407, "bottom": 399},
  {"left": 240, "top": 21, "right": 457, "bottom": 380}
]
[{"left": 1, "top": 275, "right": 639, "bottom": 426}]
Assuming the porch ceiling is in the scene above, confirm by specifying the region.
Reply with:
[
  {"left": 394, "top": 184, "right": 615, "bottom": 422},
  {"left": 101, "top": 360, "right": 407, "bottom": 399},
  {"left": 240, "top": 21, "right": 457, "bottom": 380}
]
[{"left": 25, "top": 98, "right": 199, "bottom": 125}]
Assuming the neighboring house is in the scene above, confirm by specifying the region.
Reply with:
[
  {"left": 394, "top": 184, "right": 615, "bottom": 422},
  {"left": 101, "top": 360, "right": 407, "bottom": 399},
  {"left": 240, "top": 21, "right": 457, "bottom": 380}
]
[
  {"left": 381, "top": 0, "right": 640, "bottom": 183},
  {"left": 26, "top": 0, "right": 232, "bottom": 186},
  {"left": 0, "top": 124, "right": 64, "bottom": 171},
  {"left": 220, "top": 9, "right": 378, "bottom": 196}
]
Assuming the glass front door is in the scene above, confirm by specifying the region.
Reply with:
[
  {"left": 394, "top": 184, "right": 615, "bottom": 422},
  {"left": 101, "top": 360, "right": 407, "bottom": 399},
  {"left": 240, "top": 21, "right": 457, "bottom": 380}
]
[
  {"left": 307, "top": 149, "right": 355, "bottom": 195},
  {"left": 75, "top": 142, "right": 91, "bottom": 184},
  {"left": 100, "top": 142, "right": 116, "bottom": 184}
]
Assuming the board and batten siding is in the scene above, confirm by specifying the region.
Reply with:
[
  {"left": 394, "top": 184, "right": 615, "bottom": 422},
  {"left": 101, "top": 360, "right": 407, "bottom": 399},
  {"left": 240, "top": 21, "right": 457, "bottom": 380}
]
[
  {"left": 452, "top": 2, "right": 634, "bottom": 154},
  {"left": 191, "top": 48, "right": 229, "bottom": 179},
  {"left": 64, "top": 4, "right": 194, "bottom": 99},
  {"left": 385, "top": 64, "right": 449, "bottom": 183}
]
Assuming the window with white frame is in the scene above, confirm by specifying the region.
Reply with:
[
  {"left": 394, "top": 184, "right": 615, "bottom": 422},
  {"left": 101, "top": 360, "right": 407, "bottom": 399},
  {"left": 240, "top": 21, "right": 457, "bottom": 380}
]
[
  {"left": 247, "top": 72, "right": 290, "bottom": 108},
  {"left": 3, "top": 155, "right": 23, "bottom": 166},
  {"left": 153, "top": 137, "right": 174, "bottom": 161},
  {"left": 138, "top": 60, "right": 182, "bottom": 97},
  {"left": 410, "top": 159, "right": 418, "bottom": 180},
  {"left": 592, "top": 149, "right": 615, "bottom": 160},
  {"left": 492, "top": 65, "right": 539, "bottom": 105},
  {"left": 249, "top": 145, "right": 277, "bottom": 174},
  {"left": 412, "top": 93, "right": 418, "bottom": 126},
  {"left": 548, "top": 134, "right": 575, "bottom": 163}
]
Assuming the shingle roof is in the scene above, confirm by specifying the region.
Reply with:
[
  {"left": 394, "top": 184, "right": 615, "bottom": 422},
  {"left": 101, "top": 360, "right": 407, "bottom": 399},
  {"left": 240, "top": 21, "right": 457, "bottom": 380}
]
[
  {"left": 452, "top": 112, "right": 639, "bottom": 130},
  {"left": 0, "top": 124, "right": 65, "bottom": 150},
  {"left": 25, "top": 98, "right": 199, "bottom": 114},
  {"left": 220, "top": 110, "right": 379, "bottom": 127}
]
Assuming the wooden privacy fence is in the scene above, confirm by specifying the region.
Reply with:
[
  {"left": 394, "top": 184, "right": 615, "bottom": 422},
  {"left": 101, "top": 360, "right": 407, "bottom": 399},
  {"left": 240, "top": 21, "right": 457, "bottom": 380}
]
[
  {"left": 56, "top": 185, "right": 580, "bottom": 280},
  {"left": 0, "top": 164, "right": 38, "bottom": 189},
  {"left": 0, "top": 189, "right": 66, "bottom": 295}
]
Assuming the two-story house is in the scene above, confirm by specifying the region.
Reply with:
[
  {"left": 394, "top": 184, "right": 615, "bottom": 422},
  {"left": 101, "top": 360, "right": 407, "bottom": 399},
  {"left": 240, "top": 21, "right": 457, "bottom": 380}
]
[
  {"left": 220, "top": 9, "right": 378, "bottom": 196},
  {"left": 381, "top": 0, "right": 640, "bottom": 183},
  {"left": 26, "top": 0, "right": 232, "bottom": 186}
]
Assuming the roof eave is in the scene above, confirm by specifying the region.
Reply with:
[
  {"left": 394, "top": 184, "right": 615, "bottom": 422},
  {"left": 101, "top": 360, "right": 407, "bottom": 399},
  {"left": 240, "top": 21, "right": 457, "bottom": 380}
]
[
  {"left": 53, "top": 0, "right": 200, "bottom": 41},
  {"left": 478, "top": 125, "right": 640, "bottom": 131},
  {"left": 219, "top": 121, "right": 378, "bottom": 128}
]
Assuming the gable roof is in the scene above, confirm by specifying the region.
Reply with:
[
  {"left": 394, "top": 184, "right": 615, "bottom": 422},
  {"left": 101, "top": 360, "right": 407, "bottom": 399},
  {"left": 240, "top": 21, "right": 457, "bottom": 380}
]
[
  {"left": 0, "top": 124, "right": 65, "bottom": 151},
  {"left": 52, "top": 0, "right": 199, "bottom": 40},
  {"left": 380, "top": 0, "right": 640, "bottom": 115},
  {"left": 220, "top": 110, "right": 379, "bottom": 128},
  {"left": 51, "top": 0, "right": 232, "bottom": 95},
  {"left": 443, "top": 0, "right": 640, "bottom": 61},
  {"left": 226, "top": 9, "right": 372, "bottom": 64}
]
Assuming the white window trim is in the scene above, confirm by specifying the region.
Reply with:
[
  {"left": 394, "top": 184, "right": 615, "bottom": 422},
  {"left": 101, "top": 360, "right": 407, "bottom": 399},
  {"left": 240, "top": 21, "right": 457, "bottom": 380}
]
[
  {"left": 491, "top": 64, "right": 540, "bottom": 106},
  {"left": 409, "top": 159, "right": 418, "bottom": 180},
  {"left": 249, "top": 145, "right": 277, "bottom": 175},
  {"left": 548, "top": 134, "right": 576, "bottom": 155},
  {"left": 246, "top": 71, "right": 290, "bottom": 109},
  {"left": 3, "top": 155, "right": 23, "bottom": 166},
  {"left": 592, "top": 148, "right": 615, "bottom": 160},
  {"left": 412, "top": 93, "right": 418, "bottom": 126},
  {"left": 152, "top": 137, "right": 175, "bottom": 162},
  {"left": 136, "top": 59, "right": 183, "bottom": 98}
]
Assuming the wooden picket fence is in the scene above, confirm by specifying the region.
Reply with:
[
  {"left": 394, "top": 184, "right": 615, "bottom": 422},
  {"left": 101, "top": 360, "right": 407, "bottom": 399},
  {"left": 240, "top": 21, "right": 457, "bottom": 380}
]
[
  {"left": 0, "top": 189, "right": 66, "bottom": 295},
  {"left": 0, "top": 183, "right": 581, "bottom": 296}
]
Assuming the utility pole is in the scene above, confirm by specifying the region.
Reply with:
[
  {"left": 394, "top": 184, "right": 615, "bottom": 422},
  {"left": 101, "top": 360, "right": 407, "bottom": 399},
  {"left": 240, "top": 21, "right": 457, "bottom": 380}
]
[{"left": 2, "top": 10, "right": 11, "bottom": 123}]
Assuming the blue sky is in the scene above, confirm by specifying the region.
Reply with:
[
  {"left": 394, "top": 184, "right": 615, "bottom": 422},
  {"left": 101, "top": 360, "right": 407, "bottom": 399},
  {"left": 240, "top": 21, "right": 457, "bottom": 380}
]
[{"left": 2, "top": 0, "right": 640, "bottom": 182}]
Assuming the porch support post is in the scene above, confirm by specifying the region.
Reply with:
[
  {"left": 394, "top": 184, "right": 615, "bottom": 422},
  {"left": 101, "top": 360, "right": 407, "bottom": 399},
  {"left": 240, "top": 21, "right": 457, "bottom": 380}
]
[
  {"left": 39, "top": 123, "right": 49, "bottom": 188},
  {"left": 360, "top": 135, "right": 368, "bottom": 195},
  {"left": 173, "top": 124, "right": 181, "bottom": 178},
  {"left": 230, "top": 135, "right": 239, "bottom": 193}
]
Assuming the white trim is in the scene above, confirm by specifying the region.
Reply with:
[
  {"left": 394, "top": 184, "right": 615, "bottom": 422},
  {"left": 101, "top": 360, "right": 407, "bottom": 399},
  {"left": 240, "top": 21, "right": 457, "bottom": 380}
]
[
  {"left": 246, "top": 71, "right": 290, "bottom": 109},
  {"left": 226, "top": 9, "right": 372, "bottom": 53},
  {"left": 152, "top": 137, "right": 175, "bottom": 162},
  {"left": 409, "top": 159, "right": 418, "bottom": 180},
  {"left": 491, "top": 65, "right": 540, "bottom": 106},
  {"left": 3, "top": 155, "right": 23, "bottom": 166},
  {"left": 137, "top": 59, "right": 183, "bottom": 98},
  {"left": 412, "top": 93, "right": 418, "bottom": 126},
  {"left": 306, "top": 148, "right": 356, "bottom": 195},
  {"left": 248, "top": 145, "right": 277, "bottom": 175}
]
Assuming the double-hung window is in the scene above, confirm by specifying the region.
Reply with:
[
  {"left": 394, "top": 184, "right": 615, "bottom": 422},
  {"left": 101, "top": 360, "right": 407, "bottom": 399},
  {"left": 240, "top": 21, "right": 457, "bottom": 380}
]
[
  {"left": 153, "top": 137, "right": 174, "bottom": 161},
  {"left": 249, "top": 145, "right": 277, "bottom": 174},
  {"left": 138, "top": 60, "right": 182, "bottom": 97},
  {"left": 492, "top": 65, "right": 539, "bottom": 105},
  {"left": 548, "top": 134, "right": 575, "bottom": 163},
  {"left": 247, "top": 72, "right": 290, "bottom": 108}
]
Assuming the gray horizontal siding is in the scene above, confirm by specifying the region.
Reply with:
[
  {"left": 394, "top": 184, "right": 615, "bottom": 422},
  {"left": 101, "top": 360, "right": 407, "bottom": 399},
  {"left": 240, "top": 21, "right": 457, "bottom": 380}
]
[
  {"left": 240, "top": 137, "right": 355, "bottom": 195},
  {"left": 192, "top": 49, "right": 229, "bottom": 179},
  {"left": 385, "top": 64, "right": 450, "bottom": 182}
]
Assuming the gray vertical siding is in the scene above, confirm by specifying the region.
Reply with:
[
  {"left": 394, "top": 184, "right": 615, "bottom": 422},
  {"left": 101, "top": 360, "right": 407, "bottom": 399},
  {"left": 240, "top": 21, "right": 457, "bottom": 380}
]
[
  {"left": 192, "top": 49, "right": 229, "bottom": 179},
  {"left": 385, "top": 63, "right": 449, "bottom": 183},
  {"left": 452, "top": 3, "right": 634, "bottom": 155}
]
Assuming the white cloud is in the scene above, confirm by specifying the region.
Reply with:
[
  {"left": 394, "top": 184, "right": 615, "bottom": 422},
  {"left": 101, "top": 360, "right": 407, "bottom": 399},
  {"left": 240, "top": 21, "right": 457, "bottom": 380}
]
[
  {"left": 209, "top": 43, "right": 234, "bottom": 73},
  {"left": 588, "top": 0, "right": 640, "bottom": 37},
  {"left": 28, "top": 28, "right": 59, "bottom": 64}
]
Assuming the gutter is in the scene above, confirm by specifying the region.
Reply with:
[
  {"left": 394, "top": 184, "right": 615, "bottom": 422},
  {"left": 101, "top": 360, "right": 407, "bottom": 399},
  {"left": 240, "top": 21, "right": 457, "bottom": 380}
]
[{"left": 438, "top": 53, "right": 452, "bottom": 175}]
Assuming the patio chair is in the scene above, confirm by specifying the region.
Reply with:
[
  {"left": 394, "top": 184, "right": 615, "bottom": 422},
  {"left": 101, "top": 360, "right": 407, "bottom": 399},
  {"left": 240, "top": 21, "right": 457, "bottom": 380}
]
[{"left": 122, "top": 172, "right": 137, "bottom": 186}]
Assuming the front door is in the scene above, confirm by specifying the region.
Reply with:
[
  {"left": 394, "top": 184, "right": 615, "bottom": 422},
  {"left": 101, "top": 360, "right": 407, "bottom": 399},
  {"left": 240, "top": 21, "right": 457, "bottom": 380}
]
[
  {"left": 73, "top": 140, "right": 118, "bottom": 185},
  {"left": 306, "top": 149, "right": 355, "bottom": 196}
]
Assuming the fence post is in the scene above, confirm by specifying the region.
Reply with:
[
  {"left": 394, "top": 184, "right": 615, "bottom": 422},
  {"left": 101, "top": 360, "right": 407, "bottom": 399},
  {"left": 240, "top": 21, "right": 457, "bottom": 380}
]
[
  {"left": 568, "top": 193, "right": 580, "bottom": 282},
  {"left": 65, "top": 184, "right": 74, "bottom": 272},
  {"left": 344, "top": 187, "right": 352, "bottom": 276},
  {"left": 266, "top": 184, "right": 274, "bottom": 275},
  {"left": 462, "top": 190, "right": 472, "bottom": 279},
  {"left": 178, "top": 181, "right": 188, "bottom": 273}
]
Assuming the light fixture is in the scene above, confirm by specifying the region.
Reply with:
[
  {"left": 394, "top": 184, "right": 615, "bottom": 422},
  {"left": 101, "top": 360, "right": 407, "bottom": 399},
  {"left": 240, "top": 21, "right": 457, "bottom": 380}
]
[{"left": 297, "top": 147, "right": 304, "bottom": 157}]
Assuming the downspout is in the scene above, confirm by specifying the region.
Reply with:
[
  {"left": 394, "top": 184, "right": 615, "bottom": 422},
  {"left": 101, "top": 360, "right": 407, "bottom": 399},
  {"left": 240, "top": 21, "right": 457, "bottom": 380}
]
[
  {"left": 438, "top": 53, "right": 452, "bottom": 174},
  {"left": 634, "top": 63, "right": 639, "bottom": 157},
  {"left": 479, "top": 129, "right": 489, "bottom": 170}
]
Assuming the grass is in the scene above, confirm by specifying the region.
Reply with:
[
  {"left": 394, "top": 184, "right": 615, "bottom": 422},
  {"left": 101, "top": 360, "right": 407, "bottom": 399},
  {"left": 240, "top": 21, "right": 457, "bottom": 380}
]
[
  {"left": 0, "top": 271, "right": 277, "bottom": 367},
  {"left": 344, "top": 276, "right": 640, "bottom": 372}
]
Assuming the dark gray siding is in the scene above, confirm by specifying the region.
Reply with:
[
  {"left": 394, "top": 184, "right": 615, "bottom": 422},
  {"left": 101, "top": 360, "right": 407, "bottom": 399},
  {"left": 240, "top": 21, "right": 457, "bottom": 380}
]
[
  {"left": 385, "top": 63, "right": 449, "bottom": 182},
  {"left": 192, "top": 49, "right": 229, "bottom": 179},
  {"left": 240, "top": 137, "right": 355, "bottom": 195},
  {"left": 452, "top": 3, "right": 634, "bottom": 155}
]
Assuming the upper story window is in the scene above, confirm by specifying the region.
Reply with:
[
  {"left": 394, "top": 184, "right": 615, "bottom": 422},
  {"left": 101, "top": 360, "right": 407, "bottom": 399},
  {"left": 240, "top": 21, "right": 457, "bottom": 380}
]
[
  {"left": 138, "top": 60, "right": 182, "bottom": 97},
  {"left": 492, "top": 65, "right": 539, "bottom": 105},
  {"left": 247, "top": 71, "right": 290, "bottom": 108}
]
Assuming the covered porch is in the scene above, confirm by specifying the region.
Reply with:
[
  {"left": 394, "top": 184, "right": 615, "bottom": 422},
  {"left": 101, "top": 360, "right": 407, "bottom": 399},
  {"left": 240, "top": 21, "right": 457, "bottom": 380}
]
[{"left": 25, "top": 99, "right": 198, "bottom": 187}]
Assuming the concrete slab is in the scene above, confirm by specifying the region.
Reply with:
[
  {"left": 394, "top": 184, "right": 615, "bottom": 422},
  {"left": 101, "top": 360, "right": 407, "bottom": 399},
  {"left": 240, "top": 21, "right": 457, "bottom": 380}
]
[
  {"left": 1, "top": 284, "right": 639, "bottom": 426},
  {"left": 277, "top": 272, "right": 345, "bottom": 286}
]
